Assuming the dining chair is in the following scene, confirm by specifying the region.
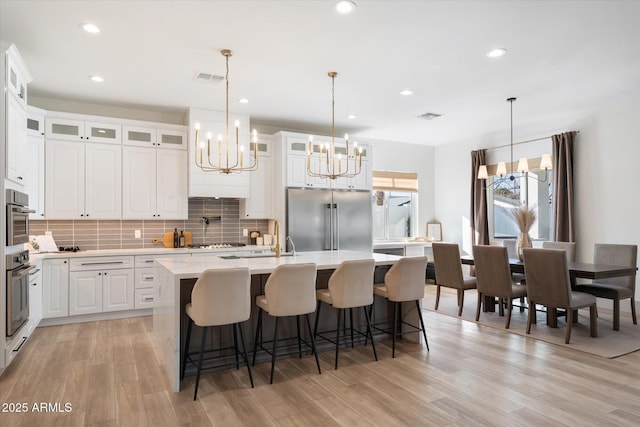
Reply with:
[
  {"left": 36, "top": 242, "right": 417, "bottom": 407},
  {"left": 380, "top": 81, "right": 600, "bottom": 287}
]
[
  {"left": 523, "top": 248, "right": 597, "bottom": 344},
  {"left": 574, "top": 244, "right": 637, "bottom": 331},
  {"left": 542, "top": 241, "right": 577, "bottom": 261},
  {"left": 432, "top": 243, "right": 477, "bottom": 316},
  {"left": 472, "top": 245, "right": 527, "bottom": 328}
]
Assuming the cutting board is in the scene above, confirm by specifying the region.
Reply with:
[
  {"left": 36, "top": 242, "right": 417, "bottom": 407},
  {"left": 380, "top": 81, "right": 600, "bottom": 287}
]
[{"left": 152, "top": 231, "right": 192, "bottom": 248}]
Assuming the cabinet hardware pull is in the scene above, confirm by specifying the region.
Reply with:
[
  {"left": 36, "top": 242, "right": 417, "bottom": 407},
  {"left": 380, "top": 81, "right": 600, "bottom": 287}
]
[
  {"left": 13, "top": 337, "right": 27, "bottom": 352},
  {"left": 143, "top": 275, "right": 154, "bottom": 280},
  {"left": 143, "top": 297, "right": 154, "bottom": 302},
  {"left": 144, "top": 260, "right": 154, "bottom": 263},
  {"left": 80, "top": 261, "right": 125, "bottom": 266}
]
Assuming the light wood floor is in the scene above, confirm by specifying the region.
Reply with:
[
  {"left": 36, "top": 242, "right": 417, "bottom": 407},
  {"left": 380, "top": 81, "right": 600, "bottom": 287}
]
[{"left": 1, "top": 310, "right": 640, "bottom": 426}]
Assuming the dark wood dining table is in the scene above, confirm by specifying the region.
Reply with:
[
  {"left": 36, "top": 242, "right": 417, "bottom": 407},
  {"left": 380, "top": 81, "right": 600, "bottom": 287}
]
[{"left": 458, "top": 255, "right": 638, "bottom": 327}]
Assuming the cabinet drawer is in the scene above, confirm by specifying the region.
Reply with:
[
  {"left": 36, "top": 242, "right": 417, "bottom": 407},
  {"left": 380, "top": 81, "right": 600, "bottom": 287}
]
[
  {"left": 134, "top": 253, "right": 189, "bottom": 267},
  {"left": 135, "top": 267, "right": 155, "bottom": 288},
  {"left": 70, "top": 256, "right": 134, "bottom": 271},
  {"left": 135, "top": 288, "right": 155, "bottom": 309}
]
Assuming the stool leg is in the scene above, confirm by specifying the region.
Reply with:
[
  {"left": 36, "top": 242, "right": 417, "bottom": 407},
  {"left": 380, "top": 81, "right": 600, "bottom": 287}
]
[
  {"left": 296, "top": 315, "right": 302, "bottom": 358},
  {"left": 312, "top": 300, "right": 322, "bottom": 355},
  {"left": 252, "top": 308, "right": 263, "bottom": 367},
  {"left": 350, "top": 308, "right": 355, "bottom": 348},
  {"left": 365, "top": 302, "right": 374, "bottom": 346},
  {"left": 232, "top": 323, "right": 240, "bottom": 370},
  {"left": 237, "top": 322, "right": 254, "bottom": 388},
  {"left": 181, "top": 317, "right": 193, "bottom": 380},
  {"left": 392, "top": 301, "right": 398, "bottom": 358},
  {"left": 305, "top": 314, "right": 321, "bottom": 375},
  {"left": 270, "top": 317, "right": 279, "bottom": 384},
  {"left": 415, "top": 300, "right": 429, "bottom": 351},
  {"left": 335, "top": 308, "right": 342, "bottom": 370},
  {"left": 194, "top": 326, "right": 207, "bottom": 401},
  {"left": 364, "top": 305, "right": 377, "bottom": 361}
]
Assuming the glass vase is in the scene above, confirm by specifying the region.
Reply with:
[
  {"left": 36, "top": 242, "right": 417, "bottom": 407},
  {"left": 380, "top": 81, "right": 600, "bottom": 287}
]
[{"left": 516, "top": 232, "right": 532, "bottom": 261}]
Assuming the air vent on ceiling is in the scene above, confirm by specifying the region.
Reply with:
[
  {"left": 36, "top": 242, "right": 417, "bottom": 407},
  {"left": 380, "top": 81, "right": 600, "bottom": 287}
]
[
  {"left": 193, "top": 72, "right": 224, "bottom": 83},
  {"left": 417, "top": 112, "right": 442, "bottom": 120}
]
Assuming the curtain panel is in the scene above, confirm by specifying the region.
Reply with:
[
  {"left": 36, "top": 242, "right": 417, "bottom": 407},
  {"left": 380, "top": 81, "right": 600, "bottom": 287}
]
[
  {"left": 470, "top": 150, "right": 489, "bottom": 246},
  {"left": 552, "top": 131, "right": 577, "bottom": 242}
]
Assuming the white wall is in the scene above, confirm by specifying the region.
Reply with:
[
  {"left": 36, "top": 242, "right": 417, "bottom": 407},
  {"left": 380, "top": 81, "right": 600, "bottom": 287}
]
[
  {"left": 371, "top": 139, "right": 435, "bottom": 237},
  {"left": 434, "top": 89, "right": 640, "bottom": 303}
]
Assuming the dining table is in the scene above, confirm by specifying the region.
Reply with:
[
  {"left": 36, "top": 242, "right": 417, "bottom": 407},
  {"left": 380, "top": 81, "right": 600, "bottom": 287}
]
[{"left": 458, "top": 255, "right": 638, "bottom": 327}]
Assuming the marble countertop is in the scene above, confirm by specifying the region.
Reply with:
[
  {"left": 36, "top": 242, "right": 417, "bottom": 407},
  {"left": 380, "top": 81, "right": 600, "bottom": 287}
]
[
  {"left": 29, "top": 245, "right": 270, "bottom": 260},
  {"left": 156, "top": 250, "right": 402, "bottom": 277},
  {"left": 373, "top": 240, "right": 433, "bottom": 249}
]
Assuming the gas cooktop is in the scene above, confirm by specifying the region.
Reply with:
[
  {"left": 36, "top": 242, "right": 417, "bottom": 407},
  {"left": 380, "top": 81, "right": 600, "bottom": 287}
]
[{"left": 188, "top": 243, "right": 246, "bottom": 249}]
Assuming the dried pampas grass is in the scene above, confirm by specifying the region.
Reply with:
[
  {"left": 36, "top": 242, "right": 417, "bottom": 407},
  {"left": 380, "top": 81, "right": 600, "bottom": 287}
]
[{"left": 509, "top": 205, "right": 537, "bottom": 233}]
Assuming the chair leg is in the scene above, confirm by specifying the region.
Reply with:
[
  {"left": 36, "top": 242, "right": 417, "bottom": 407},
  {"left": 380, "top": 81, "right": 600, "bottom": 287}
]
[
  {"left": 237, "top": 322, "right": 254, "bottom": 388},
  {"left": 498, "top": 298, "right": 504, "bottom": 317},
  {"left": 232, "top": 323, "right": 240, "bottom": 370},
  {"left": 415, "top": 300, "right": 429, "bottom": 351},
  {"left": 526, "top": 301, "right": 534, "bottom": 334},
  {"left": 363, "top": 305, "right": 377, "bottom": 361},
  {"left": 305, "top": 314, "right": 322, "bottom": 375},
  {"left": 392, "top": 301, "right": 398, "bottom": 358},
  {"left": 458, "top": 290, "right": 465, "bottom": 317},
  {"left": 296, "top": 315, "right": 302, "bottom": 358},
  {"left": 252, "top": 308, "right": 263, "bottom": 367},
  {"left": 193, "top": 326, "right": 207, "bottom": 401},
  {"left": 631, "top": 297, "right": 637, "bottom": 325},
  {"left": 365, "top": 303, "right": 374, "bottom": 346},
  {"left": 335, "top": 308, "right": 342, "bottom": 370},
  {"left": 565, "top": 308, "right": 573, "bottom": 344},
  {"left": 181, "top": 317, "right": 193, "bottom": 380},
  {"left": 613, "top": 299, "right": 621, "bottom": 331},
  {"left": 589, "top": 305, "right": 598, "bottom": 338},
  {"left": 435, "top": 285, "right": 441, "bottom": 310},
  {"left": 519, "top": 296, "right": 525, "bottom": 313},
  {"left": 350, "top": 308, "right": 355, "bottom": 349},
  {"left": 313, "top": 300, "right": 321, "bottom": 338},
  {"left": 505, "top": 299, "right": 513, "bottom": 329},
  {"left": 270, "top": 317, "right": 279, "bottom": 384},
  {"left": 475, "top": 292, "right": 482, "bottom": 321}
]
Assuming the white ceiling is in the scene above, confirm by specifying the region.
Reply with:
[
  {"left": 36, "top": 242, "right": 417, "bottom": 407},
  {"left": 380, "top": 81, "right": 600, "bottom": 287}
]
[{"left": 1, "top": 0, "right": 639, "bottom": 145}]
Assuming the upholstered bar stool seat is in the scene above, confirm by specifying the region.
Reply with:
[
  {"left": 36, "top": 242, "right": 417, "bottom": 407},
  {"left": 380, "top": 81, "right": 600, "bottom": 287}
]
[
  {"left": 252, "top": 263, "right": 321, "bottom": 384},
  {"left": 314, "top": 259, "right": 377, "bottom": 369},
  {"left": 181, "top": 267, "right": 253, "bottom": 400},
  {"left": 372, "top": 256, "right": 430, "bottom": 358}
]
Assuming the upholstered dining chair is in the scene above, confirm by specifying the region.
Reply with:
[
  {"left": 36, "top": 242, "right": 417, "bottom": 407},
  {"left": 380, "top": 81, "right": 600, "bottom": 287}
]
[
  {"left": 432, "top": 243, "right": 477, "bottom": 316},
  {"left": 542, "top": 241, "right": 577, "bottom": 262},
  {"left": 523, "top": 248, "right": 597, "bottom": 344},
  {"left": 472, "top": 245, "right": 527, "bottom": 328},
  {"left": 574, "top": 244, "right": 637, "bottom": 331}
]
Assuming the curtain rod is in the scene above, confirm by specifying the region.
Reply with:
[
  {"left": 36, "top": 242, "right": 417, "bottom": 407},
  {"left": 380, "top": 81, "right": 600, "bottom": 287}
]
[{"left": 484, "top": 130, "right": 579, "bottom": 151}]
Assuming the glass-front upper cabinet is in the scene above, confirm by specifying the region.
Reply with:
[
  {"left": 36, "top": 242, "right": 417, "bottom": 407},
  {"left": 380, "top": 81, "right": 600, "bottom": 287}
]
[
  {"left": 123, "top": 125, "right": 157, "bottom": 147},
  {"left": 84, "top": 121, "right": 121, "bottom": 144},
  {"left": 157, "top": 129, "right": 187, "bottom": 150},
  {"left": 46, "top": 117, "right": 121, "bottom": 144}
]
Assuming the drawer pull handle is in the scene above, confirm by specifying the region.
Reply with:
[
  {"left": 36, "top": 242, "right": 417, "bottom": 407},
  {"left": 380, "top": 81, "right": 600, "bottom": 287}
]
[
  {"left": 80, "top": 261, "right": 125, "bottom": 266},
  {"left": 13, "top": 337, "right": 27, "bottom": 352},
  {"left": 143, "top": 297, "right": 154, "bottom": 302},
  {"left": 143, "top": 275, "right": 154, "bottom": 280},
  {"left": 144, "top": 260, "right": 154, "bottom": 263}
]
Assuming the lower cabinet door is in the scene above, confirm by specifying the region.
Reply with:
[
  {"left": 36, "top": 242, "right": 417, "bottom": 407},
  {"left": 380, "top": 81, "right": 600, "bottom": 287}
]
[
  {"left": 69, "top": 271, "right": 103, "bottom": 315},
  {"left": 134, "top": 288, "right": 155, "bottom": 309},
  {"left": 103, "top": 269, "right": 135, "bottom": 312}
]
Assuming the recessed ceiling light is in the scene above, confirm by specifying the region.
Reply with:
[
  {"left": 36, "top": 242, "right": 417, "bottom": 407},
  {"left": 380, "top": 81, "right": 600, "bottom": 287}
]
[
  {"left": 89, "top": 75, "right": 104, "bottom": 83},
  {"left": 347, "top": 114, "right": 356, "bottom": 119},
  {"left": 239, "top": 98, "right": 249, "bottom": 104},
  {"left": 81, "top": 23, "right": 100, "bottom": 34},
  {"left": 335, "top": 1, "right": 356, "bottom": 14},
  {"left": 486, "top": 48, "right": 507, "bottom": 58},
  {"left": 400, "top": 90, "right": 414, "bottom": 96}
]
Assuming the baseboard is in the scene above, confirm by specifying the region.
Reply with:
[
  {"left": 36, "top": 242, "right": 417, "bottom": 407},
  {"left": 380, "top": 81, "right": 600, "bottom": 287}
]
[{"left": 39, "top": 309, "right": 152, "bottom": 327}]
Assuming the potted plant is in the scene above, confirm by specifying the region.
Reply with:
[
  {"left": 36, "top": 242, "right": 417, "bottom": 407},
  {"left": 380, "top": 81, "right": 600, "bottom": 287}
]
[{"left": 509, "top": 205, "right": 536, "bottom": 261}]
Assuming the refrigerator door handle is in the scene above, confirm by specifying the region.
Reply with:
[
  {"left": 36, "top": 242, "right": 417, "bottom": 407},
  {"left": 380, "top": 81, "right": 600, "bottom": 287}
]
[
  {"left": 334, "top": 203, "right": 340, "bottom": 250},
  {"left": 325, "top": 203, "right": 333, "bottom": 250}
]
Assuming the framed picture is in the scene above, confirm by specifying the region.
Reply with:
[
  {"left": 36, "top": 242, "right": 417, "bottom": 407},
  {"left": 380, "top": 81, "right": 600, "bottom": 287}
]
[{"left": 427, "top": 222, "right": 442, "bottom": 241}]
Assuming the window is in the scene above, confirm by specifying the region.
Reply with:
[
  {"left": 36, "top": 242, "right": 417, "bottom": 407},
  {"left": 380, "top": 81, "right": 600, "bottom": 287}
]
[
  {"left": 371, "top": 170, "right": 419, "bottom": 240},
  {"left": 490, "top": 169, "right": 552, "bottom": 240}
]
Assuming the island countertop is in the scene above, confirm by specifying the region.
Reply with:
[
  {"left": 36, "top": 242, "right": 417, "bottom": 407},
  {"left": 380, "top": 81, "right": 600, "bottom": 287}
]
[{"left": 155, "top": 250, "right": 402, "bottom": 278}]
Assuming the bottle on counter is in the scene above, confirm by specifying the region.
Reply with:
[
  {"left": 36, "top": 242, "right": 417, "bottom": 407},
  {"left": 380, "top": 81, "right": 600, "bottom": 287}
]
[
  {"left": 173, "top": 228, "right": 179, "bottom": 248},
  {"left": 179, "top": 230, "right": 185, "bottom": 248}
]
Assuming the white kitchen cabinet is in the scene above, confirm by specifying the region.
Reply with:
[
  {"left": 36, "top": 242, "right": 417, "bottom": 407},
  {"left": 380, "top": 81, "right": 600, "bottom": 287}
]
[
  {"left": 45, "top": 117, "right": 121, "bottom": 144},
  {"left": 157, "top": 128, "right": 188, "bottom": 150},
  {"left": 123, "top": 125, "right": 156, "bottom": 147},
  {"left": 28, "top": 259, "right": 43, "bottom": 329},
  {"left": 25, "top": 129, "right": 45, "bottom": 219},
  {"left": 240, "top": 140, "right": 274, "bottom": 218},
  {"left": 4, "top": 44, "right": 30, "bottom": 103},
  {"left": 42, "top": 258, "right": 69, "bottom": 318},
  {"left": 134, "top": 254, "right": 189, "bottom": 309},
  {"left": 102, "top": 269, "right": 135, "bottom": 312},
  {"left": 6, "top": 91, "right": 28, "bottom": 184},
  {"left": 27, "top": 106, "right": 45, "bottom": 137},
  {"left": 45, "top": 140, "right": 122, "bottom": 219},
  {"left": 69, "top": 271, "right": 103, "bottom": 315},
  {"left": 331, "top": 156, "right": 371, "bottom": 190},
  {"left": 122, "top": 146, "right": 187, "bottom": 219}
]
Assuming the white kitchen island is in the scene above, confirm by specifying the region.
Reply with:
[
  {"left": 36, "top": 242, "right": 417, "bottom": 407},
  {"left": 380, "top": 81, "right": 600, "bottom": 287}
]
[{"left": 153, "top": 250, "right": 413, "bottom": 392}]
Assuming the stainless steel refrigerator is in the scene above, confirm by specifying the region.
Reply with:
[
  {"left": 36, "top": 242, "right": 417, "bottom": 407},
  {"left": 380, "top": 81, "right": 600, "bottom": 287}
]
[{"left": 287, "top": 188, "right": 372, "bottom": 252}]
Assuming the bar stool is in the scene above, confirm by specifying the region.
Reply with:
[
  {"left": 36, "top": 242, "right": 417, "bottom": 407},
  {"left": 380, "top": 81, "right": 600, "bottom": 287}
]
[
  {"left": 314, "top": 259, "right": 377, "bottom": 369},
  {"left": 252, "top": 263, "right": 321, "bottom": 384},
  {"left": 181, "top": 267, "right": 253, "bottom": 400},
  {"left": 373, "top": 256, "right": 430, "bottom": 358}
]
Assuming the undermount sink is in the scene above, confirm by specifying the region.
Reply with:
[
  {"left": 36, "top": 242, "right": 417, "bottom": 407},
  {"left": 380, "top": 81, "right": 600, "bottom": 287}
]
[{"left": 219, "top": 252, "right": 297, "bottom": 260}]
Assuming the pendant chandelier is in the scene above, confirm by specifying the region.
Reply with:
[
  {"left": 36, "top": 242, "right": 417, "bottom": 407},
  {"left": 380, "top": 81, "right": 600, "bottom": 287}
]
[
  {"left": 477, "top": 97, "right": 552, "bottom": 185},
  {"left": 194, "top": 49, "right": 258, "bottom": 174},
  {"left": 306, "top": 72, "right": 363, "bottom": 180}
]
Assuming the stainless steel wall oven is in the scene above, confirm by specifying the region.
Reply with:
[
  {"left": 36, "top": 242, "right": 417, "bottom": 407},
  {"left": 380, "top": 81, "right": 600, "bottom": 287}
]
[
  {"left": 6, "top": 189, "right": 33, "bottom": 246},
  {"left": 6, "top": 250, "right": 33, "bottom": 337}
]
